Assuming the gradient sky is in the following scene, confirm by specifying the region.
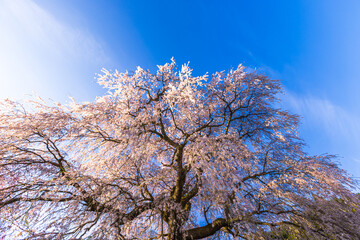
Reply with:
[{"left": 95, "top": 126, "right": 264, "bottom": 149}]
[{"left": 1, "top": 0, "right": 360, "bottom": 181}]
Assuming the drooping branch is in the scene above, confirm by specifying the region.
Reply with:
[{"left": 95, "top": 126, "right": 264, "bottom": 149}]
[
  {"left": 0, "top": 60, "right": 357, "bottom": 239},
  {"left": 184, "top": 218, "right": 229, "bottom": 240}
]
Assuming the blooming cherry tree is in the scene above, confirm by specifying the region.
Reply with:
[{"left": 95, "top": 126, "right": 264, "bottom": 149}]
[{"left": 0, "top": 60, "right": 358, "bottom": 239}]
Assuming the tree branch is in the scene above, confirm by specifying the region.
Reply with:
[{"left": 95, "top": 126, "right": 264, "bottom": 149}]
[{"left": 184, "top": 218, "right": 229, "bottom": 240}]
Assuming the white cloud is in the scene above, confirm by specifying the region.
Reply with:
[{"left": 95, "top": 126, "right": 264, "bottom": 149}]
[
  {"left": 284, "top": 92, "right": 360, "bottom": 141},
  {"left": 0, "top": 0, "right": 109, "bottom": 101},
  {"left": 282, "top": 91, "right": 360, "bottom": 177},
  {"left": 1, "top": 0, "right": 108, "bottom": 64}
]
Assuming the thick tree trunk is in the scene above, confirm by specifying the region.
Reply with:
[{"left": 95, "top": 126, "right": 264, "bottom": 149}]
[
  {"left": 167, "top": 213, "right": 183, "bottom": 240},
  {"left": 183, "top": 218, "right": 229, "bottom": 239}
]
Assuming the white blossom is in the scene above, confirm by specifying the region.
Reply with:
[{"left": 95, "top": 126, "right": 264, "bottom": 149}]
[{"left": 0, "top": 60, "right": 358, "bottom": 239}]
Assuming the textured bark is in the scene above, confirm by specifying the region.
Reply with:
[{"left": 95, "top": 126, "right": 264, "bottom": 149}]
[
  {"left": 184, "top": 218, "right": 229, "bottom": 239},
  {"left": 1, "top": 60, "right": 357, "bottom": 239}
]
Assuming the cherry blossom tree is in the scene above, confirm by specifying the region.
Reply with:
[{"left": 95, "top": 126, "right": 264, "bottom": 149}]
[
  {"left": 0, "top": 60, "right": 358, "bottom": 239},
  {"left": 263, "top": 194, "right": 360, "bottom": 239}
]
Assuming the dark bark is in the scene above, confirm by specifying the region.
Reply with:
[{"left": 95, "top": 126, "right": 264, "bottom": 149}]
[{"left": 183, "top": 218, "right": 229, "bottom": 240}]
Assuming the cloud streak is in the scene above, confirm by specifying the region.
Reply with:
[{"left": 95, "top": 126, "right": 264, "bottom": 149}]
[
  {"left": 285, "top": 92, "right": 360, "bottom": 141},
  {"left": 0, "top": 0, "right": 109, "bottom": 101},
  {"left": 283, "top": 91, "right": 360, "bottom": 178},
  {"left": 2, "top": 0, "right": 108, "bottom": 64}
]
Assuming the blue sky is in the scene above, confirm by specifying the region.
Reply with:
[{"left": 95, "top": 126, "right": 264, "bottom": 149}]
[{"left": 1, "top": 0, "right": 360, "bottom": 180}]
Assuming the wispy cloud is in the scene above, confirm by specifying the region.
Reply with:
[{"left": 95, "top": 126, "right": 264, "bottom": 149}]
[
  {"left": 284, "top": 92, "right": 360, "bottom": 141},
  {"left": 283, "top": 91, "right": 360, "bottom": 177},
  {"left": 1, "top": 0, "right": 108, "bottom": 64},
  {"left": 0, "top": 0, "right": 110, "bottom": 101}
]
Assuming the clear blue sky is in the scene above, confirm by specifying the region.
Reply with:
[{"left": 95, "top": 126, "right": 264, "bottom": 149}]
[{"left": 1, "top": 0, "right": 360, "bottom": 180}]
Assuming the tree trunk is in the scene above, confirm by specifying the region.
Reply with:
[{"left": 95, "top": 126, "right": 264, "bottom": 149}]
[{"left": 167, "top": 215, "right": 183, "bottom": 240}]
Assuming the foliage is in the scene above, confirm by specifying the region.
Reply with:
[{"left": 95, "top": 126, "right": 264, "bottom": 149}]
[
  {"left": 0, "top": 60, "right": 358, "bottom": 239},
  {"left": 263, "top": 194, "right": 360, "bottom": 239}
]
